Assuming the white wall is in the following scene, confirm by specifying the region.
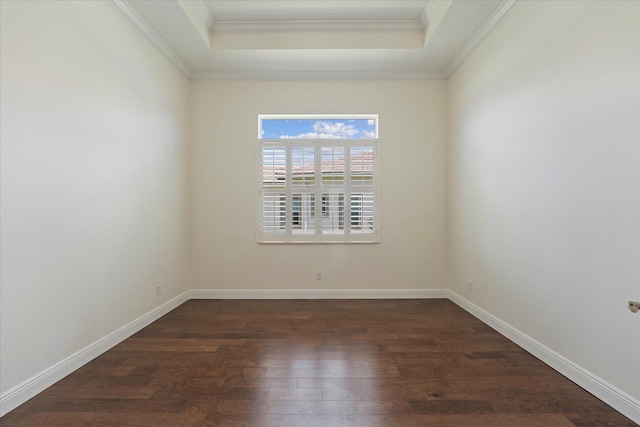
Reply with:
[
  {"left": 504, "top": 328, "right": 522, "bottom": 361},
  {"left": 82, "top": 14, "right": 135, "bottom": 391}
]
[
  {"left": 0, "top": 0, "right": 190, "bottom": 397},
  {"left": 190, "top": 80, "right": 447, "bottom": 292},
  {"left": 3, "top": 0, "right": 638, "bottom": 420},
  {"left": 448, "top": 0, "right": 639, "bottom": 404}
]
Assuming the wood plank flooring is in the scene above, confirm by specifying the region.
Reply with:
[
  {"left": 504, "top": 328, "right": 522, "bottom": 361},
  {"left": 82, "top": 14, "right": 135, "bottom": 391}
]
[{"left": 2, "top": 299, "right": 636, "bottom": 426}]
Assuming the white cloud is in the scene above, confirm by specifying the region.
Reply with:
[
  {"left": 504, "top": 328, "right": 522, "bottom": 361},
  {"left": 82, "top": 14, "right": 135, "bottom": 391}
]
[
  {"left": 367, "top": 119, "right": 375, "bottom": 125},
  {"left": 279, "top": 132, "right": 318, "bottom": 139},
  {"left": 314, "top": 121, "right": 359, "bottom": 138},
  {"left": 280, "top": 120, "right": 371, "bottom": 139}
]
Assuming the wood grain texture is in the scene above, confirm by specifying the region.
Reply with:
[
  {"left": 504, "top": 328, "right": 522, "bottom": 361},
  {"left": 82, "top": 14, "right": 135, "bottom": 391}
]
[{"left": 1, "top": 299, "right": 636, "bottom": 426}]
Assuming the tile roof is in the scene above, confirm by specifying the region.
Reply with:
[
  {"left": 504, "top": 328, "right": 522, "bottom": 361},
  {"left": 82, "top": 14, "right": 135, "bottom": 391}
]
[{"left": 263, "top": 151, "right": 373, "bottom": 183}]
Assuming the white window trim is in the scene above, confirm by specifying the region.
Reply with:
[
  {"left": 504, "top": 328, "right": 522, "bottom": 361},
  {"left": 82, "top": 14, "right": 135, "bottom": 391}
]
[{"left": 257, "top": 115, "right": 380, "bottom": 244}]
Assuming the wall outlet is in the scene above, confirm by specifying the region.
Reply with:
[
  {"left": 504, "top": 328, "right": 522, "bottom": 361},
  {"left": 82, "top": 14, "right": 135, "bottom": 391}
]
[
  {"left": 467, "top": 281, "right": 473, "bottom": 292},
  {"left": 156, "top": 285, "right": 162, "bottom": 296},
  {"left": 316, "top": 271, "right": 322, "bottom": 280}
]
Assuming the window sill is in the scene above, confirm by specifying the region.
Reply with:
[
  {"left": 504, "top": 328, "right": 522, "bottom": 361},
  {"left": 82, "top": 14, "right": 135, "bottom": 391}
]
[{"left": 257, "top": 240, "right": 381, "bottom": 245}]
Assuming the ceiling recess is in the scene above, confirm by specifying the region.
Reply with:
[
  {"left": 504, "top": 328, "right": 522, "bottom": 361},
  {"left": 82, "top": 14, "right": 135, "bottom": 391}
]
[{"left": 116, "top": 0, "right": 514, "bottom": 79}]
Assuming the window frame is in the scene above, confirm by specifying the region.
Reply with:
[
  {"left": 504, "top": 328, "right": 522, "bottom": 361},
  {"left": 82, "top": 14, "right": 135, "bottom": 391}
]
[{"left": 257, "top": 114, "right": 380, "bottom": 244}]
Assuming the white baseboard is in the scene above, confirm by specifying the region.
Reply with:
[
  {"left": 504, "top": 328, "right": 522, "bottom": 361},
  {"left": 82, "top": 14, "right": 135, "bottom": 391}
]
[
  {"left": 3, "top": 289, "right": 638, "bottom": 424},
  {"left": 0, "top": 291, "right": 190, "bottom": 417},
  {"left": 189, "top": 288, "right": 449, "bottom": 300},
  {"left": 448, "top": 291, "right": 640, "bottom": 425}
]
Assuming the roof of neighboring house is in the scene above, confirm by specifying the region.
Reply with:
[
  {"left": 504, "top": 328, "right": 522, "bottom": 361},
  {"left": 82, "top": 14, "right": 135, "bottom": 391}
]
[{"left": 263, "top": 151, "right": 373, "bottom": 183}]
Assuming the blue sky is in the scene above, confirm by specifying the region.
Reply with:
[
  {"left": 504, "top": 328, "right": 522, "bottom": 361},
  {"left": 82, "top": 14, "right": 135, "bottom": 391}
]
[{"left": 261, "top": 118, "right": 376, "bottom": 139}]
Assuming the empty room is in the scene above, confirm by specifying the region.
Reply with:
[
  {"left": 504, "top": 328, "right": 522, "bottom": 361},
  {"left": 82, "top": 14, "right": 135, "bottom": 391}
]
[{"left": 1, "top": 0, "right": 638, "bottom": 425}]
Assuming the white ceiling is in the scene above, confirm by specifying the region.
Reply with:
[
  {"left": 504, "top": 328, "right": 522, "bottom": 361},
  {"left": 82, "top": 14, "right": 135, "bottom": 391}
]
[{"left": 117, "top": 0, "right": 514, "bottom": 79}]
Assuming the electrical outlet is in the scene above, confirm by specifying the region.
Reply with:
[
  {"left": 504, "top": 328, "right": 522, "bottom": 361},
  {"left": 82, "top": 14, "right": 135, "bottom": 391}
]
[
  {"left": 467, "top": 281, "right": 473, "bottom": 292},
  {"left": 316, "top": 271, "right": 322, "bottom": 280},
  {"left": 156, "top": 285, "right": 162, "bottom": 296}
]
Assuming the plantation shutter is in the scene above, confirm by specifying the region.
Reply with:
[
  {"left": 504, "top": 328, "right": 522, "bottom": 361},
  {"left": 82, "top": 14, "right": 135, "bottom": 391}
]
[{"left": 258, "top": 115, "right": 379, "bottom": 243}]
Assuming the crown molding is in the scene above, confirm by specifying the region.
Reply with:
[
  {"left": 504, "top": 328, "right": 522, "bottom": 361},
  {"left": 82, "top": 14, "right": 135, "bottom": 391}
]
[
  {"left": 111, "top": 0, "right": 193, "bottom": 78},
  {"left": 191, "top": 0, "right": 215, "bottom": 30},
  {"left": 190, "top": 70, "right": 446, "bottom": 81},
  {"left": 419, "top": 6, "right": 428, "bottom": 28},
  {"left": 112, "top": 0, "right": 515, "bottom": 82},
  {"left": 422, "top": 0, "right": 453, "bottom": 47},
  {"left": 210, "top": 19, "right": 424, "bottom": 34},
  {"left": 445, "top": 0, "right": 517, "bottom": 77},
  {"left": 177, "top": 0, "right": 215, "bottom": 47}
]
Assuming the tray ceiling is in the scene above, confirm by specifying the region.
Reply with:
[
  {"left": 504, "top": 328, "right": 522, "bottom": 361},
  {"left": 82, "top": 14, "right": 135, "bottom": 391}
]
[{"left": 115, "top": 0, "right": 514, "bottom": 79}]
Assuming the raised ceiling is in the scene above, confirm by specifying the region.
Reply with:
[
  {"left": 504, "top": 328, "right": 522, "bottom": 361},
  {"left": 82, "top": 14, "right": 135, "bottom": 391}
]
[{"left": 116, "top": 0, "right": 514, "bottom": 79}]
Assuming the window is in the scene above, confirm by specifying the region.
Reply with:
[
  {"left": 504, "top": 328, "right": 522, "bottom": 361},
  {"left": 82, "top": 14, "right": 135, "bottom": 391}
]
[{"left": 258, "top": 115, "right": 379, "bottom": 243}]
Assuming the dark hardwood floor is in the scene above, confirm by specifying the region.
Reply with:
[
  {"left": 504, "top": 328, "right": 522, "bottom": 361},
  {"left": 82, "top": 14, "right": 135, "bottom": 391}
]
[{"left": 2, "top": 299, "right": 636, "bottom": 426}]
